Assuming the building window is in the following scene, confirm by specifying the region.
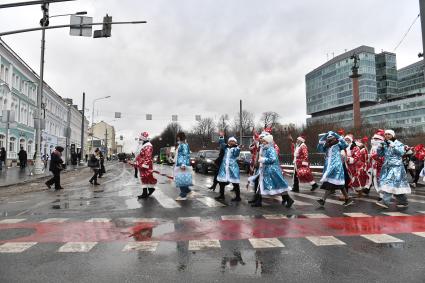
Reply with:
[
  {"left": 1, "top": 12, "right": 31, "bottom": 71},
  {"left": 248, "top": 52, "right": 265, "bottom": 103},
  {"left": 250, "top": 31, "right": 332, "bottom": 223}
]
[
  {"left": 0, "top": 134, "right": 5, "bottom": 148},
  {"left": 9, "top": 137, "right": 16, "bottom": 153}
]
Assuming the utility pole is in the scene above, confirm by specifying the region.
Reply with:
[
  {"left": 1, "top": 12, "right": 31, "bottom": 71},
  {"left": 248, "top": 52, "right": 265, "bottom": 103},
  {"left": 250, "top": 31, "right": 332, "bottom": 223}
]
[
  {"left": 419, "top": 0, "right": 425, "bottom": 81},
  {"left": 105, "top": 127, "right": 108, "bottom": 159},
  {"left": 350, "top": 54, "right": 362, "bottom": 131},
  {"left": 80, "top": 92, "right": 85, "bottom": 163},
  {"left": 239, "top": 100, "right": 243, "bottom": 146},
  {"left": 64, "top": 103, "right": 71, "bottom": 165}
]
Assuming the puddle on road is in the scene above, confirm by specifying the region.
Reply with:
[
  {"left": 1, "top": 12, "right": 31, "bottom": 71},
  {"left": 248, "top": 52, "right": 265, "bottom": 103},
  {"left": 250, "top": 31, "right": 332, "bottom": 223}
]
[
  {"left": 125, "top": 198, "right": 142, "bottom": 209},
  {"left": 130, "top": 222, "right": 175, "bottom": 241}
]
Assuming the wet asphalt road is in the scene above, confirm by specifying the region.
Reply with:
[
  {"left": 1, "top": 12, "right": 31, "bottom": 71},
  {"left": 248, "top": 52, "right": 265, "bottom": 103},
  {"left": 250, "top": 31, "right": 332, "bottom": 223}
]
[{"left": 1, "top": 162, "right": 425, "bottom": 283}]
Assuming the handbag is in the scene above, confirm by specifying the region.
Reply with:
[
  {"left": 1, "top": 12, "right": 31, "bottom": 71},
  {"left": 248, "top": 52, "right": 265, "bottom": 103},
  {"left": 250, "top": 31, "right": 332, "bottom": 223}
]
[
  {"left": 174, "top": 166, "right": 193, "bottom": 187},
  {"left": 88, "top": 154, "right": 100, "bottom": 168},
  {"left": 408, "top": 160, "right": 415, "bottom": 170}
]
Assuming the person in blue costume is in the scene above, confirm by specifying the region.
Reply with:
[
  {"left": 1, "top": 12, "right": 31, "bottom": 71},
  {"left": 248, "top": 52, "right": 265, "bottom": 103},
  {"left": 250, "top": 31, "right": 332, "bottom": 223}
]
[
  {"left": 215, "top": 137, "right": 242, "bottom": 202},
  {"left": 316, "top": 131, "right": 354, "bottom": 207},
  {"left": 375, "top": 129, "right": 411, "bottom": 208},
  {"left": 174, "top": 132, "right": 193, "bottom": 200},
  {"left": 250, "top": 134, "right": 294, "bottom": 208}
]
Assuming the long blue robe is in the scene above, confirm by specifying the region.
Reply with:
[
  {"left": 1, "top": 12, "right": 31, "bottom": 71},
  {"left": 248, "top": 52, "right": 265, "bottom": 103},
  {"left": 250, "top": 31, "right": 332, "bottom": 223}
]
[
  {"left": 217, "top": 146, "right": 241, "bottom": 184},
  {"left": 259, "top": 145, "right": 291, "bottom": 195}
]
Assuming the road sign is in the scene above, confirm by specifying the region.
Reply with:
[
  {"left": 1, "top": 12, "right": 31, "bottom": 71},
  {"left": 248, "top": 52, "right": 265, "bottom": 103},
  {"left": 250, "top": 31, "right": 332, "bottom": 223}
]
[
  {"left": 115, "top": 112, "right": 121, "bottom": 118},
  {"left": 146, "top": 114, "right": 152, "bottom": 120},
  {"left": 70, "top": 15, "right": 93, "bottom": 37},
  {"left": 195, "top": 115, "right": 201, "bottom": 121},
  {"left": 172, "top": 115, "right": 178, "bottom": 122}
]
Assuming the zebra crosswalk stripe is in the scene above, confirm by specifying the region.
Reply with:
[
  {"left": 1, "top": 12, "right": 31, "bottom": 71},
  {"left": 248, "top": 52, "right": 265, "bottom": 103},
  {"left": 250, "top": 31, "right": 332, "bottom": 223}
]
[
  {"left": 306, "top": 236, "right": 346, "bottom": 246},
  {"left": 0, "top": 242, "right": 37, "bottom": 253},
  {"left": 122, "top": 241, "right": 159, "bottom": 252},
  {"left": 361, "top": 234, "right": 404, "bottom": 243},
  {"left": 0, "top": 219, "right": 26, "bottom": 224},
  {"left": 188, "top": 239, "right": 221, "bottom": 251},
  {"left": 249, "top": 238, "right": 285, "bottom": 248},
  {"left": 58, "top": 242, "right": 98, "bottom": 252}
]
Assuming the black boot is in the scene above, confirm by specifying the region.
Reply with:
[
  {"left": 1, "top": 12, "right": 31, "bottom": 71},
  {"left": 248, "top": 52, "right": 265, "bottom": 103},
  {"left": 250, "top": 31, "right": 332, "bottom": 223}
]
[
  {"left": 208, "top": 184, "right": 217, "bottom": 191},
  {"left": 292, "top": 185, "right": 299, "bottom": 193},
  {"left": 311, "top": 183, "right": 319, "bottom": 191},
  {"left": 231, "top": 186, "right": 241, "bottom": 202},
  {"left": 251, "top": 194, "right": 262, "bottom": 207},
  {"left": 148, "top": 188, "right": 155, "bottom": 196},
  {"left": 138, "top": 188, "right": 148, "bottom": 199},
  {"left": 248, "top": 194, "right": 258, "bottom": 204},
  {"left": 215, "top": 185, "right": 225, "bottom": 201},
  {"left": 282, "top": 194, "right": 294, "bottom": 208}
]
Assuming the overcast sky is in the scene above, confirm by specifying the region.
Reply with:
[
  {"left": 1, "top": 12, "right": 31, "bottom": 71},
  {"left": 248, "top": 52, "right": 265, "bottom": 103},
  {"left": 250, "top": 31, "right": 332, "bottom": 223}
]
[{"left": 0, "top": 0, "right": 422, "bottom": 149}]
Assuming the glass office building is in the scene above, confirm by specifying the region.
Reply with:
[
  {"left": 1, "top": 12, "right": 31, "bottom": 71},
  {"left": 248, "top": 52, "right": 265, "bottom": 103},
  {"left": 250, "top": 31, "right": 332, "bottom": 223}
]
[
  {"left": 375, "top": 52, "right": 398, "bottom": 101},
  {"left": 398, "top": 60, "right": 425, "bottom": 98}
]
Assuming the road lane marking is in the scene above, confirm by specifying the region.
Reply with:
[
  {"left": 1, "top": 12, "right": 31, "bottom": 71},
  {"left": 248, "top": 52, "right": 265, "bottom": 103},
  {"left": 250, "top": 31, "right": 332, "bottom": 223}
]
[
  {"left": 40, "top": 218, "right": 69, "bottom": 223},
  {"left": 122, "top": 241, "right": 159, "bottom": 252},
  {"left": 58, "top": 242, "right": 98, "bottom": 252},
  {"left": 412, "top": 232, "right": 425, "bottom": 238},
  {"left": 178, "top": 217, "right": 201, "bottom": 223},
  {"left": 418, "top": 211, "right": 425, "bottom": 214},
  {"left": 294, "top": 193, "right": 343, "bottom": 205},
  {"left": 152, "top": 190, "right": 181, "bottom": 208},
  {"left": 381, "top": 212, "right": 410, "bottom": 217},
  {"left": 0, "top": 219, "right": 26, "bottom": 224},
  {"left": 343, "top": 213, "right": 372, "bottom": 218},
  {"left": 263, "top": 214, "right": 287, "bottom": 219},
  {"left": 118, "top": 218, "right": 159, "bottom": 223},
  {"left": 221, "top": 215, "right": 250, "bottom": 221},
  {"left": 306, "top": 236, "right": 346, "bottom": 246},
  {"left": 361, "top": 234, "right": 404, "bottom": 243},
  {"left": 188, "top": 239, "right": 221, "bottom": 251},
  {"left": 0, "top": 242, "right": 37, "bottom": 253},
  {"left": 86, "top": 218, "right": 111, "bottom": 223},
  {"left": 302, "top": 213, "right": 330, "bottom": 219},
  {"left": 196, "top": 196, "right": 226, "bottom": 207},
  {"left": 249, "top": 238, "right": 285, "bottom": 248}
]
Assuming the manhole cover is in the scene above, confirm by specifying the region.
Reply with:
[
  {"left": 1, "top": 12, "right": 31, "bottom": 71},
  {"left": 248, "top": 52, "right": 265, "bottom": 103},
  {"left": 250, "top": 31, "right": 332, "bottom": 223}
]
[{"left": 0, "top": 228, "right": 36, "bottom": 241}]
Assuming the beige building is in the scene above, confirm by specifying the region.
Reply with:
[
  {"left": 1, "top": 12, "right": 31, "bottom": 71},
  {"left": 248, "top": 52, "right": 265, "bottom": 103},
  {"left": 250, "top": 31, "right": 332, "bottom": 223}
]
[{"left": 88, "top": 121, "right": 116, "bottom": 158}]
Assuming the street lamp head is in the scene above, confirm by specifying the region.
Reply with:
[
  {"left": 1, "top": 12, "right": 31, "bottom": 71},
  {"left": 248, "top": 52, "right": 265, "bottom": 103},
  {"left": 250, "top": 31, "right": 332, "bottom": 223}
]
[
  {"left": 104, "top": 95, "right": 111, "bottom": 99},
  {"left": 75, "top": 11, "right": 88, "bottom": 15}
]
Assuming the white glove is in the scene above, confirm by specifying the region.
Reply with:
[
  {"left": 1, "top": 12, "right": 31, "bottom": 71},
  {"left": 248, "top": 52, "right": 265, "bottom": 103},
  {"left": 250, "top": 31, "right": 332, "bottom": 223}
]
[
  {"left": 142, "top": 164, "right": 149, "bottom": 169},
  {"left": 258, "top": 157, "right": 265, "bottom": 163},
  {"left": 348, "top": 157, "right": 354, "bottom": 164},
  {"left": 302, "top": 162, "right": 309, "bottom": 166}
]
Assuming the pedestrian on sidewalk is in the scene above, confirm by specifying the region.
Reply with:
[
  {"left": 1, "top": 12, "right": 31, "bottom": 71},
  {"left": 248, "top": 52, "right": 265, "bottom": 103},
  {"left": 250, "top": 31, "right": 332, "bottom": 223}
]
[
  {"left": 292, "top": 135, "right": 319, "bottom": 192},
  {"left": 45, "top": 146, "right": 64, "bottom": 191},
  {"left": 316, "top": 131, "right": 353, "bottom": 207},
  {"left": 215, "top": 137, "right": 241, "bottom": 202},
  {"left": 174, "top": 132, "right": 193, "bottom": 200},
  {"left": 0, "top": 147, "right": 6, "bottom": 170},
  {"left": 250, "top": 134, "right": 294, "bottom": 208},
  {"left": 98, "top": 151, "right": 105, "bottom": 178},
  {"left": 375, "top": 130, "right": 411, "bottom": 208},
  {"left": 135, "top": 132, "right": 157, "bottom": 199},
  {"left": 18, "top": 147, "right": 27, "bottom": 169},
  {"left": 88, "top": 148, "right": 101, "bottom": 185}
]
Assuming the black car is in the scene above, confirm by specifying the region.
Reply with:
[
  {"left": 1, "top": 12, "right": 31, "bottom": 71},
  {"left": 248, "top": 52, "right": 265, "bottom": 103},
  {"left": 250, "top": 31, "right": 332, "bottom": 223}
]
[
  {"left": 194, "top": 150, "right": 220, "bottom": 174},
  {"left": 237, "top": 151, "right": 252, "bottom": 172}
]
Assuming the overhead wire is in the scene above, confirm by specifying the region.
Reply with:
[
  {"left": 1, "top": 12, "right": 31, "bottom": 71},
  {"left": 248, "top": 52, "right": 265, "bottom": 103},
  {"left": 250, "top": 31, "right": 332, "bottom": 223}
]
[{"left": 393, "top": 13, "right": 420, "bottom": 52}]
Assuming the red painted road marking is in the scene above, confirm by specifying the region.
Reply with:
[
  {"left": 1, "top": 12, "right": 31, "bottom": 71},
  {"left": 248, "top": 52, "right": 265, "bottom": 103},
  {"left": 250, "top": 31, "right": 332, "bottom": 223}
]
[{"left": 1, "top": 216, "right": 425, "bottom": 243}]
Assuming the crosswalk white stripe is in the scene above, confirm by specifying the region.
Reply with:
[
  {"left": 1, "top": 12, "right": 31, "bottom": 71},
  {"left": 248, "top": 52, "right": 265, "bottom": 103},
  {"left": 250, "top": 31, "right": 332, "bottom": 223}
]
[
  {"left": 118, "top": 217, "right": 160, "bottom": 223},
  {"left": 249, "top": 238, "right": 285, "bottom": 248},
  {"left": 152, "top": 190, "right": 181, "bottom": 208},
  {"left": 0, "top": 242, "right": 37, "bottom": 253},
  {"left": 412, "top": 232, "right": 425, "bottom": 238},
  {"left": 178, "top": 217, "right": 201, "bottom": 222},
  {"left": 417, "top": 211, "right": 425, "bottom": 214},
  {"left": 221, "top": 215, "right": 250, "bottom": 221},
  {"left": 122, "top": 241, "right": 159, "bottom": 252},
  {"left": 263, "top": 214, "right": 287, "bottom": 219},
  {"left": 343, "top": 213, "right": 372, "bottom": 218},
  {"left": 382, "top": 212, "right": 410, "bottom": 217},
  {"left": 40, "top": 218, "right": 69, "bottom": 223},
  {"left": 302, "top": 213, "right": 330, "bottom": 219},
  {"left": 58, "top": 242, "right": 98, "bottom": 252},
  {"left": 196, "top": 197, "right": 226, "bottom": 207},
  {"left": 188, "top": 239, "right": 221, "bottom": 251},
  {"left": 306, "top": 236, "right": 346, "bottom": 246},
  {"left": 0, "top": 219, "right": 26, "bottom": 224},
  {"left": 361, "top": 234, "right": 404, "bottom": 243},
  {"left": 294, "top": 193, "right": 343, "bottom": 205},
  {"left": 86, "top": 218, "right": 110, "bottom": 223}
]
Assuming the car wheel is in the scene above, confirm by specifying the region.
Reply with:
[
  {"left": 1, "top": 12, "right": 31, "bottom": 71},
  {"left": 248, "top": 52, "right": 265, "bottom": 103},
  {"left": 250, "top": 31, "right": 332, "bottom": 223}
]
[
  {"left": 202, "top": 165, "right": 208, "bottom": 174},
  {"left": 195, "top": 165, "right": 199, "bottom": 173}
]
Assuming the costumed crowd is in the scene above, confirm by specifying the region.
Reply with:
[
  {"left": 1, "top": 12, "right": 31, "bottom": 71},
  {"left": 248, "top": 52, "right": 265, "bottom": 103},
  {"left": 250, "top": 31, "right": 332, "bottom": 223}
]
[{"left": 130, "top": 127, "right": 425, "bottom": 209}]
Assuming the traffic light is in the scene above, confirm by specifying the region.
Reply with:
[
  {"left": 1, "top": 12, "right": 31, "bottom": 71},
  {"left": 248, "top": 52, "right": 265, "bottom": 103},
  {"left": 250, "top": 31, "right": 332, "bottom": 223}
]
[
  {"left": 94, "top": 14, "right": 112, "bottom": 38},
  {"left": 40, "top": 3, "right": 49, "bottom": 27}
]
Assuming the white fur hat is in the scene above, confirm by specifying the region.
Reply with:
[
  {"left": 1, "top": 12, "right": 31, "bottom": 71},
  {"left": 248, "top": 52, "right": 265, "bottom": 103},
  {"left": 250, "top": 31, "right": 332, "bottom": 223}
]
[
  {"left": 385, "top": 129, "right": 395, "bottom": 137},
  {"left": 263, "top": 134, "right": 274, "bottom": 144},
  {"left": 228, "top": 137, "right": 237, "bottom": 143}
]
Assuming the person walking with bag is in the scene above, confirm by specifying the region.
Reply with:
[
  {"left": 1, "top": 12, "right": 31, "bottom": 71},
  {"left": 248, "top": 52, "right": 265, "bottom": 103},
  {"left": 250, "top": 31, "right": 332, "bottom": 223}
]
[
  {"left": 135, "top": 132, "right": 157, "bottom": 199},
  {"left": 45, "top": 146, "right": 64, "bottom": 190},
  {"left": 88, "top": 148, "right": 101, "bottom": 185},
  {"left": 98, "top": 151, "right": 105, "bottom": 178},
  {"left": 0, "top": 147, "right": 6, "bottom": 171},
  {"left": 174, "top": 132, "right": 193, "bottom": 200}
]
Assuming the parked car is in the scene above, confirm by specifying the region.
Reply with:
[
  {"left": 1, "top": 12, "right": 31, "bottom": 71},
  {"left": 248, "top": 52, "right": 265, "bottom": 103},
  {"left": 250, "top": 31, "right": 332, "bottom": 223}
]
[
  {"left": 194, "top": 150, "right": 220, "bottom": 174},
  {"left": 237, "top": 151, "right": 252, "bottom": 172}
]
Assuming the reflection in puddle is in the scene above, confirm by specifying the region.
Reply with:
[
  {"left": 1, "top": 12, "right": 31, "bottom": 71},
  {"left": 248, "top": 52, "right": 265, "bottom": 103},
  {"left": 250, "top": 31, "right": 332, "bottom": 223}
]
[
  {"left": 130, "top": 222, "right": 175, "bottom": 241},
  {"left": 221, "top": 251, "right": 246, "bottom": 273}
]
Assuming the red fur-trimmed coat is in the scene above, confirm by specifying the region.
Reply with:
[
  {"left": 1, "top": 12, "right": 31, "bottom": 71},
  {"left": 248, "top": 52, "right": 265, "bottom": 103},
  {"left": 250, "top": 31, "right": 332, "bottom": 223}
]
[
  {"left": 356, "top": 147, "right": 370, "bottom": 188},
  {"left": 342, "top": 144, "right": 361, "bottom": 188},
  {"left": 293, "top": 143, "right": 314, "bottom": 183},
  {"left": 249, "top": 142, "right": 259, "bottom": 176},
  {"left": 135, "top": 142, "right": 157, "bottom": 187}
]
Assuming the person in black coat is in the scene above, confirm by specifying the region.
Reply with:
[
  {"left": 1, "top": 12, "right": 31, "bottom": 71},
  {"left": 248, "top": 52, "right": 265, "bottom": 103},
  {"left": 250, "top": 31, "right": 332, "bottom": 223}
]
[
  {"left": 208, "top": 136, "right": 228, "bottom": 191},
  {"left": 0, "top": 147, "right": 6, "bottom": 170},
  {"left": 88, "top": 148, "right": 101, "bottom": 185},
  {"left": 98, "top": 151, "right": 106, "bottom": 178},
  {"left": 45, "top": 146, "right": 64, "bottom": 190},
  {"left": 18, "top": 147, "right": 27, "bottom": 169}
]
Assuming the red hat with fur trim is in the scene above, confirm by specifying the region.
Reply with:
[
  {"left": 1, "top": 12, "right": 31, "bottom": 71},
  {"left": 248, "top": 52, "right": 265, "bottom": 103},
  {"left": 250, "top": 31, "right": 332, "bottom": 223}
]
[{"left": 372, "top": 129, "right": 385, "bottom": 141}]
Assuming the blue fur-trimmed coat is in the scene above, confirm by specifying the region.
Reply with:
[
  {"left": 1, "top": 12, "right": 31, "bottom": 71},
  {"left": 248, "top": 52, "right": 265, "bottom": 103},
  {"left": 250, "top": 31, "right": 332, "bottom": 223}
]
[
  {"left": 217, "top": 145, "right": 241, "bottom": 184},
  {"left": 258, "top": 145, "right": 291, "bottom": 195},
  {"left": 175, "top": 143, "right": 191, "bottom": 167},
  {"left": 377, "top": 140, "right": 411, "bottom": 194},
  {"left": 317, "top": 132, "right": 348, "bottom": 186}
]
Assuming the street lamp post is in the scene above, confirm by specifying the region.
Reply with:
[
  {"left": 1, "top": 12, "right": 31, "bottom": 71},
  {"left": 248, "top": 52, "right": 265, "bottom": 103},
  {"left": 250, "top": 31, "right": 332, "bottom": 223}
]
[{"left": 90, "top": 96, "right": 111, "bottom": 152}]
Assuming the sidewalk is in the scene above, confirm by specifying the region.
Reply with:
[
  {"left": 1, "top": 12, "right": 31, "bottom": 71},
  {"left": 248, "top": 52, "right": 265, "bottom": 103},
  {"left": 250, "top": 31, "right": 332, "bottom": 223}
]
[{"left": 0, "top": 163, "right": 87, "bottom": 188}]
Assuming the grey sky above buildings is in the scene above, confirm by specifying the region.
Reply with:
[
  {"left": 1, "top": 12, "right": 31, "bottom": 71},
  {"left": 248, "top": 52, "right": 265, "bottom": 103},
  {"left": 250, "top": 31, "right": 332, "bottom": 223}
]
[{"left": 0, "top": 0, "right": 422, "bottom": 148}]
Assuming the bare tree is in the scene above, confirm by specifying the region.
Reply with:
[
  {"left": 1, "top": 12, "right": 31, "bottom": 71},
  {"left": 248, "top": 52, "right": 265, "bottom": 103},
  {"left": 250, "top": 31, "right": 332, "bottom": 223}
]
[
  {"left": 232, "top": 110, "right": 255, "bottom": 136},
  {"left": 217, "top": 114, "right": 230, "bottom": 137},
  {"left": 193, "top": 117, "right": 216, "bottom": 147},
  {"left": 260, "top": 111, "right": 280, "bottom": 128}
]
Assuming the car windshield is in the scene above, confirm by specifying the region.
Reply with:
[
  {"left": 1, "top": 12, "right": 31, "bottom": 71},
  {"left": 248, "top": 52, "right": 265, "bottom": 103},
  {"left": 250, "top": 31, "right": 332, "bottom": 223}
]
[{"left": 204, "top": 151, "right": 219, "bottom": 158}]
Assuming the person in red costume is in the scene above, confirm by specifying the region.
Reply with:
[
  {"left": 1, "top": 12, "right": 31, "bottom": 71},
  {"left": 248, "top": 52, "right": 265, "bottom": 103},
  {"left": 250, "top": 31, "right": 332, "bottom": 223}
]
[
  {"left": 292, "top": 135, "right": 318, "bottom": 192},
  {"left": 412, "top": 144, "right": 425, "bottom": 188},
  {"left": 341, "top": 133, "right": 360, "bottom": 194},
  {"left": 135, "top": 131, "right": 157, "bottom": 199},
  {"left": 354, "top": 137, "right": 370, "bottom": 196},
  {"left": 264, "top": 127, "right": 280, "bottom": 155}
]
